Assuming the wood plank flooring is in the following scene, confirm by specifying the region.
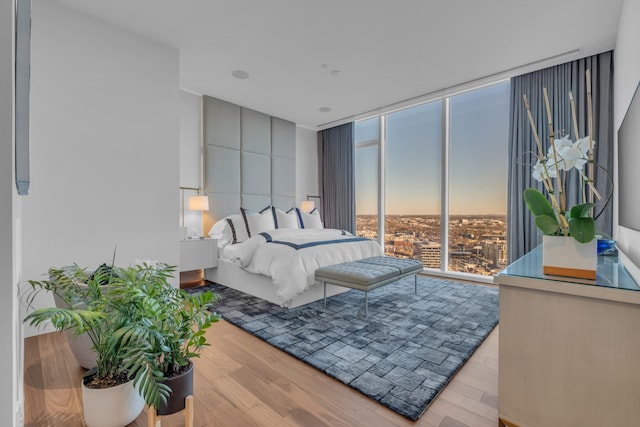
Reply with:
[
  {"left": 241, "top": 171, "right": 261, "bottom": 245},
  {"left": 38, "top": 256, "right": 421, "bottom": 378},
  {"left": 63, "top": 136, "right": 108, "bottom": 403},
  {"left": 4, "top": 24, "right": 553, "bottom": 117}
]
[{"left": 24, "top": 291, "right": 499, "bottom": 427}]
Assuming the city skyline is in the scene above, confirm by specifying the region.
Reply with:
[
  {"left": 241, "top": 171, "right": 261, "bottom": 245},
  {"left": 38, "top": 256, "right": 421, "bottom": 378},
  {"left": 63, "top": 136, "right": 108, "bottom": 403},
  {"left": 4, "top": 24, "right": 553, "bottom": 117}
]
[
  {"left": 356, "top": 213, "right": 508, "bottom": 276},
  {"left": 355, "top": 81, "right": 510, "bottom": 216}
]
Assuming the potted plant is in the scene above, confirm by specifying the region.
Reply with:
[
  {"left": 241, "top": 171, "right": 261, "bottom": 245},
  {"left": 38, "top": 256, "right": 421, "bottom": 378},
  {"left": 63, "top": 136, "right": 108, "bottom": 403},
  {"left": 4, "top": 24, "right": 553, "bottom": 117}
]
[
  {"left": 105, "top": 260, "right": 220, "bottom": 415},
  {"left": 522, "top": 70, "right": 612, "bottom": 279},
  {"left": 33, "top": 263, "right": 113, "bottom": 369},
  {"left": 24, "top": 263, "right": 149, "bottom": 427},
  {"left": 23, "top": 261, "right": 220, "bottom": 426}
]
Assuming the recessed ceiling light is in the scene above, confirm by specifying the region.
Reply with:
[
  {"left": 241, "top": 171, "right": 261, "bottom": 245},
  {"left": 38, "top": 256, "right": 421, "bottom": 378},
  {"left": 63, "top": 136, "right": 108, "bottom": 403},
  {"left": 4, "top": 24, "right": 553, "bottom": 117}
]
[
  {"left": 330, "top": 70, "right": 342, "bottom": 77},
  {"left": 232, "top": 70, "right": 249, "bottom": 79},
  {"left": 319, "top": 107, "right": 331, "bottom": 112}
]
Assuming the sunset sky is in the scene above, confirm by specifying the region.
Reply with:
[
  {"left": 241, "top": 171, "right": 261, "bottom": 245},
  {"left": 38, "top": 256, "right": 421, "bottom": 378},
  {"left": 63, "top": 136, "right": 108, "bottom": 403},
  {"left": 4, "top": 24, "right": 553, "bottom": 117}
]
[{"left": 356, "top": 81, "right": 509, "bottom": 215}]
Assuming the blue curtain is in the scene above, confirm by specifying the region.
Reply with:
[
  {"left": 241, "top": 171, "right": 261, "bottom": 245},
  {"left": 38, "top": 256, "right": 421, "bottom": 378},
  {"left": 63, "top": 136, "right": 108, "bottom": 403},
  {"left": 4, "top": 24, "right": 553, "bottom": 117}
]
[
  {"left": 507, "top": 51, "right": 614, "bottom": 262},
  {"left": 318, "top": 123, "right": 355, "bottom": 232}
]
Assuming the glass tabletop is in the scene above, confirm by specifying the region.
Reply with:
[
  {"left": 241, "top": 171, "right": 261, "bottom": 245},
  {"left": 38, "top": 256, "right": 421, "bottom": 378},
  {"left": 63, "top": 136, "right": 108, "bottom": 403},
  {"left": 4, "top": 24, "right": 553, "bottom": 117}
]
[{"left": 497, "top": 245, "right": 640, "bottom": 291}]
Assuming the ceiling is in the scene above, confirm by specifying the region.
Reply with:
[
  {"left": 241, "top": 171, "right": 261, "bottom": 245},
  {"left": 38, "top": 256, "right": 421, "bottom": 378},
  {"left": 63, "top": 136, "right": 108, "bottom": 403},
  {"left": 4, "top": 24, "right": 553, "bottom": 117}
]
[{"left": 56, "top": 0, "right": 622, "bottom": 130}]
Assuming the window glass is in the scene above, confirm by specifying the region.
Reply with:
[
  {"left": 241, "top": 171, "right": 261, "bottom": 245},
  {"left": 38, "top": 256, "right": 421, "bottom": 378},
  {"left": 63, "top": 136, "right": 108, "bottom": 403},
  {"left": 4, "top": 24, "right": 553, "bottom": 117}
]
[
  {"left": 353, "top": 81, "right": 510, "bottom": 278},
  {"left": 355, "top": 118, "right": 380, "bottom": 240},
  {"left": 385, "top": 101, "right": 442, "bottom": 262},
  {"left": 448, "top": 82, "right": 509, "bottom": 275}
]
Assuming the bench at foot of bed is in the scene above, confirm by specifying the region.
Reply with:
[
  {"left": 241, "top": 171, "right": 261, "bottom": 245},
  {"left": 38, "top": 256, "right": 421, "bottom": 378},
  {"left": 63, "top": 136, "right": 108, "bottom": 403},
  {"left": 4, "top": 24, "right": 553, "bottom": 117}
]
[{"left": 314, "top": 256, "right": 424, "bottom": 316}]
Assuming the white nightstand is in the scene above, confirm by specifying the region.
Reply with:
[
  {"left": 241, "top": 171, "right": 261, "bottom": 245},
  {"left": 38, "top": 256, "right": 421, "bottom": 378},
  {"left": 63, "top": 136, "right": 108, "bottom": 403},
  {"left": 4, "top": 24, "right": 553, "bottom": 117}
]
[{"left": 179, "top": 238, "right": 218, "bottom": 272}]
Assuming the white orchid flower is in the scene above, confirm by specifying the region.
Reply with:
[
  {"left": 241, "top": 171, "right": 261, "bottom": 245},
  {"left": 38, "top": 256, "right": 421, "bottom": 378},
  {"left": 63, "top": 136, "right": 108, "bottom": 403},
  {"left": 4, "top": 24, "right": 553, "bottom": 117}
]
[
  {"left": 531, "top": 136, "right": 597, "bottom": 184},
  {"left": 544, "top": 159, "right": 558, "bottom": 178},
  {"left": 544, "top": 136, "right": 573, "bottom": 170},
  {"left": 554, "top": 135, "right": 573, "bottom": 151},
  {"left": 532, "top": 159, "right": 547, "bottom": 182},
  {"left": 575, "top": 136, "right": 595, "bottom": 158},
  {"left": 556, "top": 144, "right": 583, "bottom": 171}
]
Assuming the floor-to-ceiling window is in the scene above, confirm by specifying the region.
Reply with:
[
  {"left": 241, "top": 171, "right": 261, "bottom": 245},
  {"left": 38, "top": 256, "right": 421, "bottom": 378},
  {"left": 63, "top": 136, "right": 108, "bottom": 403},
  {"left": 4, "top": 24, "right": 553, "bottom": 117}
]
[
  {"left": 355, "top": 117, "right": 380, "bottom": 240},
  {"left": 355, "top": 80, "right": 509, "bottom": 278},
  {"left": 448, "top": 83, "right": 509, "bottom": 275},
  {"left": 385, "top": 101, "right": 442, "bottom": 262}
]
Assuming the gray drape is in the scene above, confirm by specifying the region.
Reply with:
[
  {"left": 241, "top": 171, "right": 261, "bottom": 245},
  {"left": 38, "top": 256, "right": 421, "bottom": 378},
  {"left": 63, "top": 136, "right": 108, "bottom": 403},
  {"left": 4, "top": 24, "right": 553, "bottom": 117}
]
[
  {"left": 318, "top": 122, "right": 356, "bottom": 232},
  {"left": 507, "top": 51, "right": 614, "bottom": 262}
]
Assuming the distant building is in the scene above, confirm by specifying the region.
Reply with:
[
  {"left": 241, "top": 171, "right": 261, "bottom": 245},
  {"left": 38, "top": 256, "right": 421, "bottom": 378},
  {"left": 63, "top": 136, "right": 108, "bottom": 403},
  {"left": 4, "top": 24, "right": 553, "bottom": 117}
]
[
  {"left": 449, "top": 251, "right": 473, "bottom": 271},
  {"left": 358, "top": 213, "right": 508, "bottom": 277},
  {"left": 413, "top": 241, "right": 441, "bottom": 268},
  {"left": 482, "top": 238, "right": 507, "bottom": 266}
]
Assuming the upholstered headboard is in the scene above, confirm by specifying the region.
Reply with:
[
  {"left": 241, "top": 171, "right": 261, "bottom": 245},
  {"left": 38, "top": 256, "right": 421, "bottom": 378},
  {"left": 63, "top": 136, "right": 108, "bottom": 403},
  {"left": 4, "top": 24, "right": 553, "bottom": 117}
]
[{"left": 202, "top": 96, "right": 296, "bottom": 234}]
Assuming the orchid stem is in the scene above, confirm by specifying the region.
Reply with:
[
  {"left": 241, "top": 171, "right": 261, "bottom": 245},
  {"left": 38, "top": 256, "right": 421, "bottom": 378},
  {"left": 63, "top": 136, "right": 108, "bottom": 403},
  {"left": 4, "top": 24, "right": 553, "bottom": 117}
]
[
  {"left": 523, "top": 92, "right": 568, "bottom": 236},
  {"left": 543, "top": 88, "right": 567, "bottom": 234},
  {"left": 586, "top": 70, "right": 595, "bottom": 205}
]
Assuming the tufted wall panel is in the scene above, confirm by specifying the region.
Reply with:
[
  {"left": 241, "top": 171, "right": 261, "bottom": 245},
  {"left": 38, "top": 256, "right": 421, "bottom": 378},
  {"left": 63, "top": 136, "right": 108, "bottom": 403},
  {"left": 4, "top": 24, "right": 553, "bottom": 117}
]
[{"left": 203, "top": 96, "right": 296, "bottom": 233}]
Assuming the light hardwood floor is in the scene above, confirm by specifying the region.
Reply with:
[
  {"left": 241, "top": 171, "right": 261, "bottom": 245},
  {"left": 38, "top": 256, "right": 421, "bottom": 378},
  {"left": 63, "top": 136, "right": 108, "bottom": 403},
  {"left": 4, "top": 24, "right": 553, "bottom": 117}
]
[{"left": 24, "top": 299, "right": 499, "bottom": 427}]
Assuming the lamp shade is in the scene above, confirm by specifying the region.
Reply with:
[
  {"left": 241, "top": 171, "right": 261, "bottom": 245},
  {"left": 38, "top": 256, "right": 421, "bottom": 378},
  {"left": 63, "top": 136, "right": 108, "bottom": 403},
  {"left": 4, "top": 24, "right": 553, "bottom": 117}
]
[
  {"left": 300, "top": 200, "right": 315, "bottom": 213},
  {"left": 188, "top": 195, "right": 209, "bottom": 211}
]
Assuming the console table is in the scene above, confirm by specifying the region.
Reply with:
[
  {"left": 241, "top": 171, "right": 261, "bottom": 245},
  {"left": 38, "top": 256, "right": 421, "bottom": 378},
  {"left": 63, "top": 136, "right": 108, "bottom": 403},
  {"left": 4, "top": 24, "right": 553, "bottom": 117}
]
[{"left": 495, "top": 246, "right": 640, "bottom": 427}]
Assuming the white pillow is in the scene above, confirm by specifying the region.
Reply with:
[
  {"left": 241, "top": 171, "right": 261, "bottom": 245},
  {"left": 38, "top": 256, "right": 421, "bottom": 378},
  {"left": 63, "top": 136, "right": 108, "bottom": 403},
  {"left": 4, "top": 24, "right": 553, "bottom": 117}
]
[
  {"left": 272, "top": 207, "right": 299, "bottom": 229},
  {"left": 207, "top": 214, "right": 249, "bottom": 245},
  {"left": 296, "top": 207, "right": 323, "bottom": 229},
  {"left": 207, "top": 218, "right": 232, "bottom": 248},
  {"left": 240, "top": 206, "right": 276, "bottom": 237}
]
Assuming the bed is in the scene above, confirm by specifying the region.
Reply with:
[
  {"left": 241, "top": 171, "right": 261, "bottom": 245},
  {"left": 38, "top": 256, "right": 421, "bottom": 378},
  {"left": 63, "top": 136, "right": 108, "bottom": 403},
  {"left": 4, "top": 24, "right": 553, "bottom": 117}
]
[{"left": 203, "top": 209, "right": 384, "bottom": 308}]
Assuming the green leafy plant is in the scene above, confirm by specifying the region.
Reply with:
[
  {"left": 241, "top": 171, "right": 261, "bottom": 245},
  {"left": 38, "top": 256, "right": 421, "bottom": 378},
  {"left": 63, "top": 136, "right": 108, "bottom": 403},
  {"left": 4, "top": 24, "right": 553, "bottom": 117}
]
[
  {"left": 23, "top": 265, "right": 123, "bottom": 384},
  {"left": 105, "top": 261, "right": 220, "bottom": 408},
  {"left": 523, "top": 188, "right": 595, "bottom": 243},
  {"left": 23, "top": 261, "right": 220, "bottom": 409}
]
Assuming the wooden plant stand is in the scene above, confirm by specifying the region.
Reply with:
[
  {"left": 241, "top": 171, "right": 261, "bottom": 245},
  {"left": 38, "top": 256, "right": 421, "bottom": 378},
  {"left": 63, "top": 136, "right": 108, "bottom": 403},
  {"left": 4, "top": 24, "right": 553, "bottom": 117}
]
[{"left": 147, "top": 395, "right": 193, "bottom": 427}]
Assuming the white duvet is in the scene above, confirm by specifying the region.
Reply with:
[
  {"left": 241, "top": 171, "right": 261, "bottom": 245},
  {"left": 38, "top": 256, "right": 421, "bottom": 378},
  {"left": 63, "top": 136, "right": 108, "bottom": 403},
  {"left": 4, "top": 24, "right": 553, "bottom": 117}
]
[{"left": 223, "top": 228, "right": 383, "bottom": 303}]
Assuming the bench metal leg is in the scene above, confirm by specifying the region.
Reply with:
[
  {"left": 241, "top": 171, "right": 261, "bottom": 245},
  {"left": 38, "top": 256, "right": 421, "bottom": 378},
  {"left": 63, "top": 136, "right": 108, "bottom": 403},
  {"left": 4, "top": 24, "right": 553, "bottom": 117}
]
[
  {"left": 323, "top": 282, "right": 327, "bottom": 307},
  {"left": 364, "top": 291, "right": 368, "bottom": 317}
]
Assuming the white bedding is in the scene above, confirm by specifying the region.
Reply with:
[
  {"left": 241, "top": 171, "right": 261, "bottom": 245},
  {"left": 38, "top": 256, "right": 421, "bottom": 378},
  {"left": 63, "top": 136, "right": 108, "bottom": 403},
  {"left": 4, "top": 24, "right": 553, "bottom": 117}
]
[{"left": 223, "top": 228, "right": 383, "bottom": 303}]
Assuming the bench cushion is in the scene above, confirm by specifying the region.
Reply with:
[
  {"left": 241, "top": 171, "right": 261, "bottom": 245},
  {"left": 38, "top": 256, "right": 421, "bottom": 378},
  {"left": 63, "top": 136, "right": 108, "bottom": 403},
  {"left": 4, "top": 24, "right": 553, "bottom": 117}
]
[
  {"left": 315, "top": 261, "right": 399, "bottom": 287},
  {"left": 355, "top": 256, "right": 423, "bottom": 275}
]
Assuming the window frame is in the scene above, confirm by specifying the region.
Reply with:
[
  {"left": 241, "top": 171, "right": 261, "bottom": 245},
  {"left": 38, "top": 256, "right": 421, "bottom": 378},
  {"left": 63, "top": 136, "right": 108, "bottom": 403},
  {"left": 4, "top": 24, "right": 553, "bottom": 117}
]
[{"left": 354, "top": 79, "right": 509, "bottom": 282}]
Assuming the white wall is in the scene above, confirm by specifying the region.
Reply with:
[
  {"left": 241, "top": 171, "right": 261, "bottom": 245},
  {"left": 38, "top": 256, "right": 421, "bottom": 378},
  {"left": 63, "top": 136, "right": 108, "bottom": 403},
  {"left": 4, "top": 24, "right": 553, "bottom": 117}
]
[
  {"left": 22, "top": 0, "right": 180, "bottom": 336},
  {"left": 614, "top": 0, "right": 640, "bottom": 281},
  {"left": 179, "top": 90, "right": 205, "bottom": 236},
  {"left": 0, "top": 0, "right": 21, "bottom": 423},
  {"left": 295, "top": 126, "right": 319, "bottom": 207}
]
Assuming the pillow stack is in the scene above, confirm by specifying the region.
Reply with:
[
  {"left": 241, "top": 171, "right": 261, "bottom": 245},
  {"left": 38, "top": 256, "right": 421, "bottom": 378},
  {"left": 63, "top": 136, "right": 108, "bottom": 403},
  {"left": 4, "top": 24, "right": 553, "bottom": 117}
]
[{"left": 208, "top": 205, "right": 325, "bottom": 247}]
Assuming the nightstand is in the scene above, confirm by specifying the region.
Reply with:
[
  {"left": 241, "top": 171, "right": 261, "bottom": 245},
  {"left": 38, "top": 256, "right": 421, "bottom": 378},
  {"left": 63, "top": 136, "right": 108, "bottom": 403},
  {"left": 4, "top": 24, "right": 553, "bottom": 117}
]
[{"left": 179, "top": 238, "right": 218, "bottom": 272}]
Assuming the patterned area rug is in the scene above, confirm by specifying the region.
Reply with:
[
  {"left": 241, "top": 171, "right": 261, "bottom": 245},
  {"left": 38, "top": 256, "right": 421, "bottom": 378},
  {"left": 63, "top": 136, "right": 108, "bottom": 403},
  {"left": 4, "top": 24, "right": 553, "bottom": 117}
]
[{"left": 186, "top": 276, "right": 498, "bottom": 420}]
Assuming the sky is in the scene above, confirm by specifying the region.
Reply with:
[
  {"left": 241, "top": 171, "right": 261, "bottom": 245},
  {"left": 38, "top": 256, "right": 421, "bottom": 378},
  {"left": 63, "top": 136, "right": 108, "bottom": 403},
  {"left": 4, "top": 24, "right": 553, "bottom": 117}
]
[{"left": 355, "top": 81, "right": 509, "bottom": 215}]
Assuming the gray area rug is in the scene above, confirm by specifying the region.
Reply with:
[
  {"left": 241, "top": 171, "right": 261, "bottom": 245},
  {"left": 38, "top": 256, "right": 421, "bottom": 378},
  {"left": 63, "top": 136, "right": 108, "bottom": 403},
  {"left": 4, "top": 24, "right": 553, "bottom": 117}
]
[{"left": 187, "top": 276, "right": 498, "bottom": 420}]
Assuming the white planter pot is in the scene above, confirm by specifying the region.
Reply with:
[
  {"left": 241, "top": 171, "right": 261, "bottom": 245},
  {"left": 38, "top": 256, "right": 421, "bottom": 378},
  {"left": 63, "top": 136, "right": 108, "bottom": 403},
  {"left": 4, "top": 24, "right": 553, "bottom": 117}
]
[
  {"left": 81, "top": 378, "right": 145, "bottom": 427},
  {"left": 542, "top": 235, "right": 597, "bottom": 280},
  {"left": 64, "top": 331, "right": 97, "bottom": 369}
]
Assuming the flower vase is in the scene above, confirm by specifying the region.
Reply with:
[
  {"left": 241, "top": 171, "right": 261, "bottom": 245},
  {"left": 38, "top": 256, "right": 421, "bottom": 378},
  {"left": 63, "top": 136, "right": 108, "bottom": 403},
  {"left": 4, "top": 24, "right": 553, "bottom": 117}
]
[{"left": 542, "top": 235, "right": 597, "bottom": 280}]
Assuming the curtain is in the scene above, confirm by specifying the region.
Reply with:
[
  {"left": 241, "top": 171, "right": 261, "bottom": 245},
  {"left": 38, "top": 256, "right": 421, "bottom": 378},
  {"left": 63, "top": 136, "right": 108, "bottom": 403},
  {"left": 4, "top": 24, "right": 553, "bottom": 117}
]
[
  {"left": 507, "top": 51, "right": 614, "bottom": 262},
  {"left": 317, "top": 122, "right": 355, "bottom": 232}
]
